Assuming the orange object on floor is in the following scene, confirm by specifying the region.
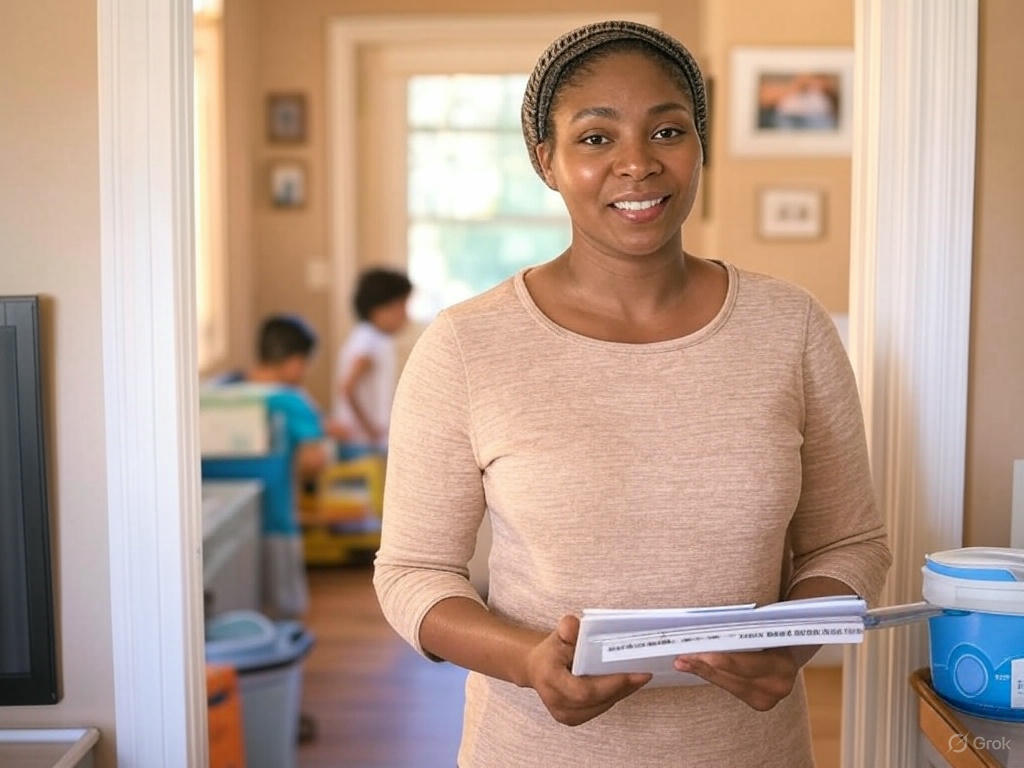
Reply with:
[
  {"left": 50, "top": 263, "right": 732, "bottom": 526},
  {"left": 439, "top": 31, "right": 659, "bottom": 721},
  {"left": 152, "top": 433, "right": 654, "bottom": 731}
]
[{"left": 207, "top": 664, "right": 246, "bottom": 768}]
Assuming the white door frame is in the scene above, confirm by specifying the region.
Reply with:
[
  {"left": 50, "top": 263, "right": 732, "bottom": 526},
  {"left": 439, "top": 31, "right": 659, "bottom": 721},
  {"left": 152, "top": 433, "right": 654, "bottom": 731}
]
[
  {"left": 95, "top": 3, "right": 977, "bottom": 764},
  {"left": 324, "top": 13, "right": 657, "bottom": 375},
  {"left": 98, "top": 0, "right": 207, "bottom": 765},
  {"left": 843, "top": 1, "right": 978, "bottom": 766}
]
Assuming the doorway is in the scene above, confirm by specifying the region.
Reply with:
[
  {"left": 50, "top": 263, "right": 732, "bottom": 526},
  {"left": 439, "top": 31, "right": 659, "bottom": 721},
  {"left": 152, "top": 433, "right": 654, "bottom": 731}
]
[{"left": 97, "top": 5, "right": 978, "bottom": 766}]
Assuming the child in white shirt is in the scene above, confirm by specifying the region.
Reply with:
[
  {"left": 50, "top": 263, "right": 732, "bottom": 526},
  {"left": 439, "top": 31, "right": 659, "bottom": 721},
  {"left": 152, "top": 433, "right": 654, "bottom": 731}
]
[{"left": 333, "top": 268, "right": 411, "bottom": 458}]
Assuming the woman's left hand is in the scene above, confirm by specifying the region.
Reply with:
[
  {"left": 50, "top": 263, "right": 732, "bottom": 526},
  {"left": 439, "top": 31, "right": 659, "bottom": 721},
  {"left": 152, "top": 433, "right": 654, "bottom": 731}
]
[{"left": 674, "top": 647, "right": 811, "bottom": 711}]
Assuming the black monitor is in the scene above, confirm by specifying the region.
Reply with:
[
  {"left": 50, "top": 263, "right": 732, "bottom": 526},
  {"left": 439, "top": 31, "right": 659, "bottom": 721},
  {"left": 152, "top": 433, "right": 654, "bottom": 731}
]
[{"left": 0, "top": 296, "right": 59, "bottom": 705}]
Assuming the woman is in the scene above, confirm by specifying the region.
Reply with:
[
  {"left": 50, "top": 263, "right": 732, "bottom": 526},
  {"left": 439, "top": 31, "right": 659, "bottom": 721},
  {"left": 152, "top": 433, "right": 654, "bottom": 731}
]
[{"left": 374, "top": 20, "right": 891, "bottom": 767}]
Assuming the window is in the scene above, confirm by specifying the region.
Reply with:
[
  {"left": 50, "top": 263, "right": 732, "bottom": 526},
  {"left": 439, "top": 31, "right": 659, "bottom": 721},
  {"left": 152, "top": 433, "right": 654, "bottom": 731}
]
[{"left": 405, "top": 74, "right": 570, "bottom": 322}]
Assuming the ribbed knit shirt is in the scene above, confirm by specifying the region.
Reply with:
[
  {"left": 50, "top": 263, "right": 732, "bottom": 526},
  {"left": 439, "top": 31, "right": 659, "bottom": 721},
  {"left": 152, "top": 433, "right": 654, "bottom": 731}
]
[{"left": 374, "top": 262, "right": 892, "bottom": 767}]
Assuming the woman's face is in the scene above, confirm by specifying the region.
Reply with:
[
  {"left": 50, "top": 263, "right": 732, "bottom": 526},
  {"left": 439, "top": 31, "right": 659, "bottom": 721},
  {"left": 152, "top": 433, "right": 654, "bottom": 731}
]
[{"left": 536, "top": 50, "right": 702, "bottom": 262}]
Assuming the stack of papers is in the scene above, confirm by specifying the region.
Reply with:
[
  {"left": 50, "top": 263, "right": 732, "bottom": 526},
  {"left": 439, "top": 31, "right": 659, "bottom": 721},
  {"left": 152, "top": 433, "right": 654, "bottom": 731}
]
[{"left": 572, "top": 596, "right": 867, "bottom": 687}]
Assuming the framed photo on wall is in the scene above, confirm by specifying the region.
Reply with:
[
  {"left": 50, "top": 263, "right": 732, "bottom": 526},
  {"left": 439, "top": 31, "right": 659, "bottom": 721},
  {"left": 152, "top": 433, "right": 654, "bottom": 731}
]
[
  {"left": 266, "top": 92, "right": 307, "bottom": 143},
  {"left": 269, "top": 160, "right": 307, "bottom": 209},
  {"left": 730, "top": 47, "right": 854, "bottom": 156},
  {"left": 757, "top": 187, "right": 825, "bottom": 240}
]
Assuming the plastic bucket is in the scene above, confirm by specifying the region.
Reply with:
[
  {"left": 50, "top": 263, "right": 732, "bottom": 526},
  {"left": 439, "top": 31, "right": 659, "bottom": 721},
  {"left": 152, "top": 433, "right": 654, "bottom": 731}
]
[
  {"left": 206, "top": 611, "right": 314, "bottom": 768},
  {"left": 922, "top": 548, "right": 1024, "bottom": 722}
]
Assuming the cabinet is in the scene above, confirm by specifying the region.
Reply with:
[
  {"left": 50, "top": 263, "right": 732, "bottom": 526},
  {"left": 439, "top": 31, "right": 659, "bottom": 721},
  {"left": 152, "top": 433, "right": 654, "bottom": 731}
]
[{"left": 202, "top": 480, "right": 262, "bottom": 615}]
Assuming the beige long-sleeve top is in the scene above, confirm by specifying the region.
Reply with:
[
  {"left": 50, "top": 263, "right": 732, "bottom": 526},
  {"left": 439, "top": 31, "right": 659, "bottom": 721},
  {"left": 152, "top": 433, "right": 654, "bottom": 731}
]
[{"left": 374, "top": 261, "right": 892, "bottom": 768}]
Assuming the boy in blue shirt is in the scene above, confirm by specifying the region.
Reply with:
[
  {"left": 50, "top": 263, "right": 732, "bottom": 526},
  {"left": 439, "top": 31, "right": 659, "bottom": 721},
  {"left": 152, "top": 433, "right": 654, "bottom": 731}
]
[
  {"left": 222, "top": 315, "right": 330, "bottom": 619},
  {"left": 219, "top": 315, "right": 330, "bottom": 744}
]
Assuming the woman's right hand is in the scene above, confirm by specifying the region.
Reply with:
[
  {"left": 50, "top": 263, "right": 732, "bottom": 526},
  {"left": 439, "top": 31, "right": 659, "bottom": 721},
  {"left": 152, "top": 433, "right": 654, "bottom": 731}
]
[{"left": 523, "top": 614, "right": 651, "bottom": 726}]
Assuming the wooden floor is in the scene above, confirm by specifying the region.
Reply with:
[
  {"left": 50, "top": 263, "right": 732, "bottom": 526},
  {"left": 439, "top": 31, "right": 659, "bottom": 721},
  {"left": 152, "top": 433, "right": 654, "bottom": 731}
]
[
  {"left": 807, "top": 665, "right": 843, "bottom": 768},
  {"left": 298, "top": 567, "right": 842, "bottom": 768}
]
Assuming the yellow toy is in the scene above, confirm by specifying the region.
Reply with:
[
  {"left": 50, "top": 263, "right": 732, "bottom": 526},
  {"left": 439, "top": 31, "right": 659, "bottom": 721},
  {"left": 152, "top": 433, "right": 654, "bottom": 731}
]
[{"left": 298, "top": 454, "right": 385, "bottom": 565}]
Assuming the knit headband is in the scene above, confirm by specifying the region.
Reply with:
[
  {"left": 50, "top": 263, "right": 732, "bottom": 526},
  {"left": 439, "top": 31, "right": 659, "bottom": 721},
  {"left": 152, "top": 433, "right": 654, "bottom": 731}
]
[{"left": 521, "top": 20, "right": 708, "bottom": 181}]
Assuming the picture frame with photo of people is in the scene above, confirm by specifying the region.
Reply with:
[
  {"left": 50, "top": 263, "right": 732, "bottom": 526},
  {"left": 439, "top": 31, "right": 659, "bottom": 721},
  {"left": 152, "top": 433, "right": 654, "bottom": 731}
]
[{"left": 729, "top": 47, "right": 854, "bottom": 156}]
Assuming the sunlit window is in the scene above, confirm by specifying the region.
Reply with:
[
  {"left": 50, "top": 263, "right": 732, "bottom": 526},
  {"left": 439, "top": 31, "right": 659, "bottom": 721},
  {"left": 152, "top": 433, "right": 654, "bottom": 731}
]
[{"left": 406, "top": 75, "right": 571, "bottom": 322}]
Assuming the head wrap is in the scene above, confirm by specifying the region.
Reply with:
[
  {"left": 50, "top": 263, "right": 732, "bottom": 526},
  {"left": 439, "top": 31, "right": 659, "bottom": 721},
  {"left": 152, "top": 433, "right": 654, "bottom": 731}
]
[{"left": 521, "top": 20, "right": 707, "bottom": 180}]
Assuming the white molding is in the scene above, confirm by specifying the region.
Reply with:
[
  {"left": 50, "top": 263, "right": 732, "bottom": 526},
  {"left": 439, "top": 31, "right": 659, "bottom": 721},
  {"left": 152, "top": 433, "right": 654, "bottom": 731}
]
[
  {"left": 1011, "top": 460, "right": 1024, "bottom": 548},
  {"left": 325, "top": 12, "right": 658, "bottom": 374},
  {"left": 843, "top": 1, "right": 977, "bottom": 766},
  {"left": 98, "top": 0, "right": 207, "bottom": 765}
]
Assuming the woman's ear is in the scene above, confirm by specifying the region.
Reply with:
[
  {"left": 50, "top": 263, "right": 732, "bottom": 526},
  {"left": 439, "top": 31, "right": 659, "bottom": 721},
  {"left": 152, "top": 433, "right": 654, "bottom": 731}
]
[{"left": 535, "top": 142, "right": 558, "bottom": 191}]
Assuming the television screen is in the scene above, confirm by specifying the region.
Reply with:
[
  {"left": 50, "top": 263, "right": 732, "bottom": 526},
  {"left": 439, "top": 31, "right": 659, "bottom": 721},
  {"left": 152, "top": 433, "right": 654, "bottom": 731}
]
[
  {"left": 0, "top": 297, "right": 58, "bottom": 705},
  {"left": 1, "top": 327, "right": 32, "bottom": 676}
]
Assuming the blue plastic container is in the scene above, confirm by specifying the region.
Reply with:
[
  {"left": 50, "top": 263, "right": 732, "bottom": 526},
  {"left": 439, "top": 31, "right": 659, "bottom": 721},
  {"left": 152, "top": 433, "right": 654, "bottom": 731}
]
[{"left": 923, "top": 548, "right": 1024, "bottom": 722}]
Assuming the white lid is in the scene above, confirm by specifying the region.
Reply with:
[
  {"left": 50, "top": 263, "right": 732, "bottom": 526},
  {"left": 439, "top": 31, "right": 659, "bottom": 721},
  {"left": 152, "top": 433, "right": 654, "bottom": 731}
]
[
  {"left": 922, "top": 548, "right": 1024, "bottom": 615},
  {"left": 926, "top": 547, "right": 1024, "bottom": 580}
]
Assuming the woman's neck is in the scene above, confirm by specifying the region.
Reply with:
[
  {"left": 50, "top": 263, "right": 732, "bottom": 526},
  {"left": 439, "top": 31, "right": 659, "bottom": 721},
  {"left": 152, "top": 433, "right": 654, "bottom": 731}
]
[{"left": 553, "top": 243, "right": 694, "bottom": 320}]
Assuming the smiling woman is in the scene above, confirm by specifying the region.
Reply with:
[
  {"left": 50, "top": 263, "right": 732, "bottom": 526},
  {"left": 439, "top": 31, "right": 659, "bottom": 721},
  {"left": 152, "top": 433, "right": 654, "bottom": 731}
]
[
  {"left": 534, "top": 50, "right": 703, "bottom": 276},
  {"left": 373, "top": 20, "right": 891, "bottom": 768}
]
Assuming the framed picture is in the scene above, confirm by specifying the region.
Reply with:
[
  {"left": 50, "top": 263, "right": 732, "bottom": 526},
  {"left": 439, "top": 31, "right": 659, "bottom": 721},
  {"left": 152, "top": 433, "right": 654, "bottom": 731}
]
[
  {"left": 266, "top": 92, "right": 307, "bottom": 143},
  {"left": 269, "top": 160, "right": 307, "bottom": 208},
  {"left": 730, "top": 48, "right": 853, "bottom": 156},
  {"left": 757, "top": 187, "right": 824, "bottom": 240}
]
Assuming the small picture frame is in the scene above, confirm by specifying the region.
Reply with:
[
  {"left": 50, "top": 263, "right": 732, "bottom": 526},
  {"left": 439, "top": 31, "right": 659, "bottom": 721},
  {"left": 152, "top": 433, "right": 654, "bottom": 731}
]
[
  {"left": 266, "top": 92, "right": 307, "bottom": 143},
  {"left": 757, "top": 187, "right": 824, "bottom": 240},
  {"left": 269, "top": 160, "right": 307, "bottom": 209},
  {"left": 730, "top": 47, "right": 853, "bottom": 156}
]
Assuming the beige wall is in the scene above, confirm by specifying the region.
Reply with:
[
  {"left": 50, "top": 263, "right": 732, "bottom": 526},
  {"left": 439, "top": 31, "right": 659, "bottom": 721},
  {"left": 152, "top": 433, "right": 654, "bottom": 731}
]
[
  {"left": 964, "top": 0, "right": 1024, "bottom": 547},
  {"left": 223, "top": 0, "right": 260, "bottom": 373},
  {"left": 242, "top": 1, "right": 702, "bottom": 407},
  {"left": 0, "top": 2, "right": 116, "bottom": 766},
  {"left": 701, "top": 0, "right": 853, "bottom": 312}
]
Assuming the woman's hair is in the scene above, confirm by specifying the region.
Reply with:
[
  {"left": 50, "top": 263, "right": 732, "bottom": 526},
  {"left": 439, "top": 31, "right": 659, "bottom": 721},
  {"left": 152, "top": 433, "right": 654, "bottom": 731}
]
[
  {"left": 354, "top": 268, "right": 413, "bottom": 321},
  {"left": 258, "top": 315, "right": 317, "bottom": 364},
  {"left": 544, "top": 39, "right": 694, "bottom": 142},
  {"left": 521, "top": 21, "right": 708, "bottom": 181}
]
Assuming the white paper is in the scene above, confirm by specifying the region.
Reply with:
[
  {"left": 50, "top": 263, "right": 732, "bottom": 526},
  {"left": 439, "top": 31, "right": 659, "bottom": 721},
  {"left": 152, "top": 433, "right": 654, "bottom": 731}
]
[
  {"left": 599, "top": 618, "right": 865, "bottom": 662},
  {"left": 572, "top": 596, "right": 867, "bottom": 687}
]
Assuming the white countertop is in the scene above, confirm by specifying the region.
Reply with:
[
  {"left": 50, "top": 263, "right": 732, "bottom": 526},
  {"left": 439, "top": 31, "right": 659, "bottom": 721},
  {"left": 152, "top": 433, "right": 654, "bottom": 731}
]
[{"left": 0, "top": 728, "right": 99, "bottom": 768}]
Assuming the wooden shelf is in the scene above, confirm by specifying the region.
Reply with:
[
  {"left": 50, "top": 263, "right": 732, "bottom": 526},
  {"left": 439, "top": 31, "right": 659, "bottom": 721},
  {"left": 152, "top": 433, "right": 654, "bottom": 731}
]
[{"left": 910, "top": 668, "right": 1001, "bottom": 767}]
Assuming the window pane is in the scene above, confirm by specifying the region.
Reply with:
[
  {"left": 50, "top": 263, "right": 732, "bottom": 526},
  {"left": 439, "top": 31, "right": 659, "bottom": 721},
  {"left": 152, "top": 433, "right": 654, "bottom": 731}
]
[
  {"left": 409, "top": 131, "right": 565, "bottom": 219},
  {"left": 407, "top": 222, "right": 569, "bottom": 321},
  {"left": 408, "top": 74, "right": 527, "bottom": 130}
]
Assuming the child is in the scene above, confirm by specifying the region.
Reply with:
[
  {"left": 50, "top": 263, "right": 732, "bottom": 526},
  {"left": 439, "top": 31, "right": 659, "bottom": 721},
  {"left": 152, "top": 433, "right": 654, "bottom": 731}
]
[
  {"left": 223, "top": 314, "right": 329, "bottom": 618},
  {"left": 222, "top": 314, "right": 327, "bottom": 744},
  {"left": 332, "top": 268, "right": 412, "bottom": 458}
]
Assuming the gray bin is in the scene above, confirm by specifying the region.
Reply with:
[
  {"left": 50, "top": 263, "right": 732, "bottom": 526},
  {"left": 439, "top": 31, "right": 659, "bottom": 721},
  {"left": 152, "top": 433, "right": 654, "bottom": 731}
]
[{"left": 206, "top": 611, "right": 314, "bottom": 768}]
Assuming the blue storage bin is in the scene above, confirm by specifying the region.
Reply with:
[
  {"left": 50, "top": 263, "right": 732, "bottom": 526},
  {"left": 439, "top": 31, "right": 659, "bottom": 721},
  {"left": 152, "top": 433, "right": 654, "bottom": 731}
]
[
  {"left": 202, "top": 451, "right": 295, "bottom": 535},
  {"left": 922, "top": 547, "right": 1024, "bottom": 722}
]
